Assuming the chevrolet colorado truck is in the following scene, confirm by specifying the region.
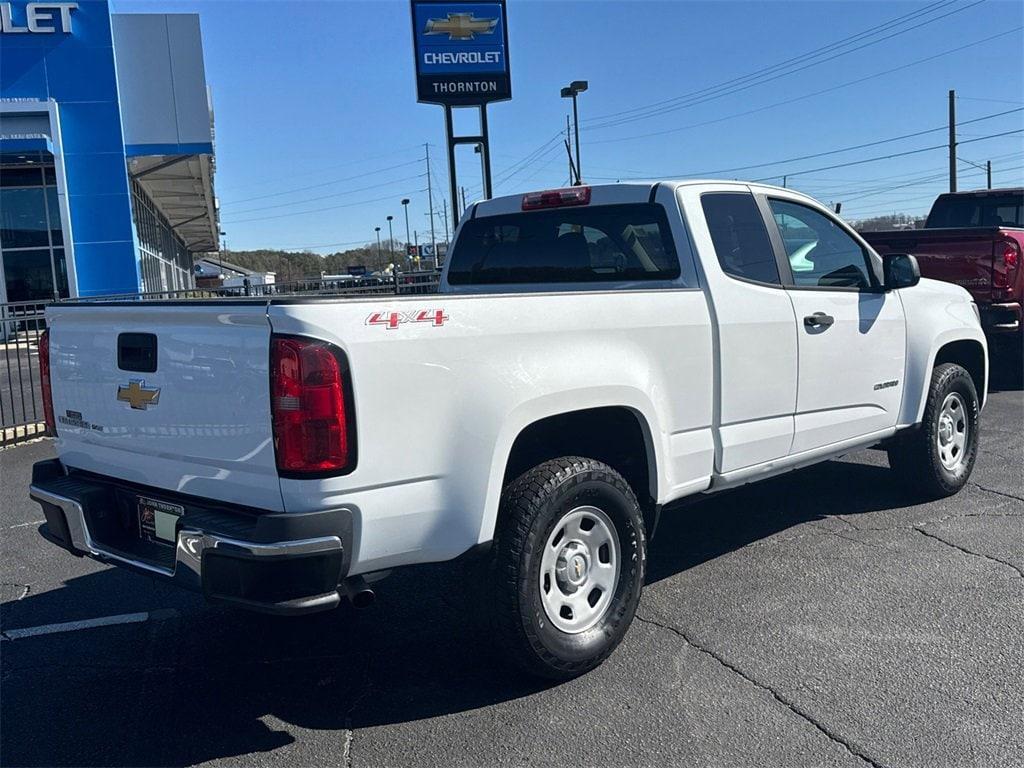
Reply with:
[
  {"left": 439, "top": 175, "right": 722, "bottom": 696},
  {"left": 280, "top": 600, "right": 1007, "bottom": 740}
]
[
  {"left": 30, "top": 181, "right": 987, "bottom": 679},
  {"left": 861, "top": 188, "right": 1023, "bottom": 339}
]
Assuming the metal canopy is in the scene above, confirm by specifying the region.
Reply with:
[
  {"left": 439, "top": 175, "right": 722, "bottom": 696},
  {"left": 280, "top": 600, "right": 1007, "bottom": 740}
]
[{"left": 129, "top": 153, "right": 218, "bottom": 253}]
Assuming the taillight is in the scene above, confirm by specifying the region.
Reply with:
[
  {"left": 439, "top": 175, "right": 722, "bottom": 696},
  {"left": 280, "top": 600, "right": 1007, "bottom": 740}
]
[
  {"left": 522, "top": 186, "right": 591, "bottom": 210},
  {"left": 994, "top": 238, "right": 1021, "bottom": 290},
  {"left": 270, "top": 335, "right": 356, "bottom": 475},
  {"left": 38, "top": 328, "right": 55, "bottom": 435}
]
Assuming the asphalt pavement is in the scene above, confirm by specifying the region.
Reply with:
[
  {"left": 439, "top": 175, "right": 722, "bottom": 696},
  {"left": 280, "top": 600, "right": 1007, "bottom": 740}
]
[{"left": 1, "top": 357, "right": 1021, "bottom": 768}]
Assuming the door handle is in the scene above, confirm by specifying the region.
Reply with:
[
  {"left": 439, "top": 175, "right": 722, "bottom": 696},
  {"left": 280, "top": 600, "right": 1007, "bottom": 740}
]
[{"left": 804, "top": 312, "right": 835, "bottom": 329}]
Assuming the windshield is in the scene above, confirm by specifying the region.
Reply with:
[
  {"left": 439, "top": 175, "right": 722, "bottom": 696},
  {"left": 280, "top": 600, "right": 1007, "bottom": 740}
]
[
  {"left": 447, "top": 203, "right": 680, "bottom": 285},
  {"left": 926, "top": 191, "right": 1024, "bottom": 228}
]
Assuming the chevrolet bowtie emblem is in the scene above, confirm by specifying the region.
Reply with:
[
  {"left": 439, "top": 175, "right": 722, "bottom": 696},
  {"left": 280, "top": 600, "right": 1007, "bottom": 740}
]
[
  {"left": 424, "top": 12, "right": 497, "bottom": 40},
  {"left": 117, "top": 380, "right": 161, "bottom": 410}
]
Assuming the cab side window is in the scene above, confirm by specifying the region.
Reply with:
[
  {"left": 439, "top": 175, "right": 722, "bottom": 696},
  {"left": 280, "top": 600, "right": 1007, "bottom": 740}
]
[
  {"left": 700, "top": 192, "right": 780, "bottom": 285},
  {"left": 769, "top": 199, "right": 874, "bottom": 289}
]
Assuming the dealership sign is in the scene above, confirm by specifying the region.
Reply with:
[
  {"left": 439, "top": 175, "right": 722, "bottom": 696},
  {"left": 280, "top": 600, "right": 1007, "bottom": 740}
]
[
  {"left": 411, "top": 0, "right": 510, "bottom": 106},
  {"left": 0, "top": 2, "right": 77, "bottom": 33}
]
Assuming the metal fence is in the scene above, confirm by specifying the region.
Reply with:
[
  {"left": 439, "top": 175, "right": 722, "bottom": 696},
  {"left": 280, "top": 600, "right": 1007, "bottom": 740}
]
[
  {"left": 1, "top": 300, "right": 47, "bottom": 444},
  {"left": 0, "top": 271, "right": 440, "bottom": 446}
]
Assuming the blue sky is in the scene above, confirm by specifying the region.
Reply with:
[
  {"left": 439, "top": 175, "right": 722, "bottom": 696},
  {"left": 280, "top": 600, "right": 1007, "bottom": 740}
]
[{"left": 113, "top": 0, "right": 1024, "bottom": 253}]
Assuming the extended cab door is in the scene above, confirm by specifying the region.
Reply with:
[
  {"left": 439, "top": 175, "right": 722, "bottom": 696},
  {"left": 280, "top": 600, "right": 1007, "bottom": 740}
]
[
  {"left": 681, "top": 185, "right": 798, "bottom": 474},
  {"left": 762, "top": 194, "right": 907, "bottom": 453}
]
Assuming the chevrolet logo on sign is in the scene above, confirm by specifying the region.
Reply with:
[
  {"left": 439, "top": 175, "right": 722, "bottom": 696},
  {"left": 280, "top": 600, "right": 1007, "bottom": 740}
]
[
  {"left": 424, "top": 12, "right": 497, "bottom": 40},
  {"left": 117, "top": 380, "right": 161, "bottom": 410}
]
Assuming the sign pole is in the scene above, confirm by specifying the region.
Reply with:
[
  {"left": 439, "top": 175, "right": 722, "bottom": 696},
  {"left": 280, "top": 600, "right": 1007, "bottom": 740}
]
[
  {"left": 445, "top": 105, "right": 460, "bottom": 234},
  {"left": 480, "top": 104, "right": 493, "bottom": 200}
]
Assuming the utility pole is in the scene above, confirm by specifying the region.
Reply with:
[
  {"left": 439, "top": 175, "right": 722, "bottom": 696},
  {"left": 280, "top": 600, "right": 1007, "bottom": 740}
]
[
  {"left": 949, "top": 89, "right": 957, "bottom": 193},
  {"left": 460, "top": 186, "right": 467, "bottom": 215},
  {"left": 374, "top": 226, "right": 382, "bottom": 270},
  {"left": 441, "top": 198, "right": 449, "bottom": 245},
  {"left": 782, "top": 175, "right": 788, "bottom": 189},
  {"left": 987, "top": 160, "right": 992, "bottom": 189},
  {"left": 424, "top": 143, "right": 437, "bottom": 255}
]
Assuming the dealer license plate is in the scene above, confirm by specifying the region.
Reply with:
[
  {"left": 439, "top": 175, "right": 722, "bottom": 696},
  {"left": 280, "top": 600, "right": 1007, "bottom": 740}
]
[{"left": 138, "top": 497, "right": 184, "bottom": 544}]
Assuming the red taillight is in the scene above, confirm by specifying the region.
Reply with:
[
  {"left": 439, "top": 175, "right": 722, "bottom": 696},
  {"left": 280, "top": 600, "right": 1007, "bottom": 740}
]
[
  {"left": 994, "top": 238, "right": 1021, "bottom": 290},
  {"left": 270, "top": 336, "right": 355, "bottom": 475},
  {"left": 522, "top": 186, "right": 591, "bottom": 210},
  {"left": 38, "top": 329, "right": 55, "bottom": 435}
]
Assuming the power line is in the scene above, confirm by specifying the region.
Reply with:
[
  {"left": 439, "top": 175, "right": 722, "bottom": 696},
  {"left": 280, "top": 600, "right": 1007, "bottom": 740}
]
[
  {"left": 222, "top": 188, "right": 427, "bottom": 225},
  {"left": 749, "top": 128, "right": 1023, "bottom": 182},
  {"left": 214, "top": 144, "right": 423, "bottom": 194},
  {"left": 957, "top": 95, "right": 1024, "bottom": 105},
  {"left": 792, "top": 150, "right": 1024, "bottom": 197},
  {"left": 220, "top": 159, "right": 423, "bottom": 206},
  {"left": 587, "top": 26, "right": 1023, "bottom": 146},
  {"left": 749, "top": 131, "right": 1019, "bottom": 183},
  {"left": 223, "top": 173, "right": 425, "bottom": 216},
  {"left": 585, "top": 0, "right": 984, "bottom": 130},
  {"left": 839, "top": 165, "right": 1024, "bottom": 216},
  {"left": 615, "top": 111, "right": 1022, "bottom": 180},
  {"left": 584, "top": 0, "right": 956, "bottom": 126}
]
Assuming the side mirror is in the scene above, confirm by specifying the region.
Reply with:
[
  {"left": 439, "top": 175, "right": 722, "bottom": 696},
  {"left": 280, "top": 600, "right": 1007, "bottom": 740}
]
[{"left": 883, "top": 252, "right": 920, "bottom": 290}]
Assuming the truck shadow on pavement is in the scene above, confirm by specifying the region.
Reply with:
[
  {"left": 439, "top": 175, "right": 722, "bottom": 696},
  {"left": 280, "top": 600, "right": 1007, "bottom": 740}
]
[{"left": 0, "top": 454, "right": 926, "bottom": 767}]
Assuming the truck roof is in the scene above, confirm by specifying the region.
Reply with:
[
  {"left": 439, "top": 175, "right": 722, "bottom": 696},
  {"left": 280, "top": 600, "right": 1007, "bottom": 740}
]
[
  {"left": 470, "top": 180, "right": 815, "bottom": 218},
  {"left": 933, "top": 187, "right": 1024, "bottom": 198}
]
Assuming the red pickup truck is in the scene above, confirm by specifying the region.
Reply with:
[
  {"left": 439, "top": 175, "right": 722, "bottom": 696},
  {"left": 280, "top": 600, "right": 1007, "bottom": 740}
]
[{"left": 861, "top": 188, "right": 1023, "bottom": 340}]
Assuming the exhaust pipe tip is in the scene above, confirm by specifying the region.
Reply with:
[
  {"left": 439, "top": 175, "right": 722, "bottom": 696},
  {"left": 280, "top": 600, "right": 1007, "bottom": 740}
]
[{"left": 343, "top": 576, "right": 375, "bottom": 609}]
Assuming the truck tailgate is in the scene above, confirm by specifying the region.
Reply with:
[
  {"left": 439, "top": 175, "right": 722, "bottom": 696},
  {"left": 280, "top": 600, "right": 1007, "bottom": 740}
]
[
  {"left": 46, "top": 303, "right": 283, "bottom": 511},
  {"left": 862, "top": 227, "right": 998, "bottom": 303}
]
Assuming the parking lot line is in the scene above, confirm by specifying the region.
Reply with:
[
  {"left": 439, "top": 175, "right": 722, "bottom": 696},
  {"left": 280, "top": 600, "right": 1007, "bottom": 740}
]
[{"left": 3, "top": 612, "right": 150, "bottom": 640}]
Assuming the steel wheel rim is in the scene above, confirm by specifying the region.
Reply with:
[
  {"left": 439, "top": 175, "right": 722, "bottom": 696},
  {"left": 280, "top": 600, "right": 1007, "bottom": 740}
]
[
  {"left": 539, "top": 505, "right": 621, "bottom": 634},
  {"left": 936, "top": 392, "right": 969, "bottom": 471}
]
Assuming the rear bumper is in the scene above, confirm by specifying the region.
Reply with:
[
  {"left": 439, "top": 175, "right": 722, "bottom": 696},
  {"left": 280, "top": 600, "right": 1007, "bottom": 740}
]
[
  {"left": 979, "top": 302, "right": 1021, "bottom": 333},
  {"left": 29, "top": 459, "right": 353, "bottom": 616}
]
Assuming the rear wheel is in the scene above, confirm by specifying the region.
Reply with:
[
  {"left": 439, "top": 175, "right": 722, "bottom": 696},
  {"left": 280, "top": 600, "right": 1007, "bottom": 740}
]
[
  {"left": 487, "top": 457, "right": 646, "bottom": 680},
  {"left": 888, "top": 362, "right": 979, "bottom": 498}
]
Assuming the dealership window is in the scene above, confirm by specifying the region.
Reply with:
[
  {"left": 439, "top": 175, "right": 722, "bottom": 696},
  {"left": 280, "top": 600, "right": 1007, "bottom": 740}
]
[
  {"left": 0, "top": 156, "right": 68, "bottom": 302},
  {"left": 130, "top": 178, "right": 195, "bottom": 294}
]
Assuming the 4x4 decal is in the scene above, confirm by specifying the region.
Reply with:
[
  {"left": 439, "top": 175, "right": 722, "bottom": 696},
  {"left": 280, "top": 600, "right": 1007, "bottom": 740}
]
[{"left": 366, "top": 309, "right": 449, "bottom": 329}]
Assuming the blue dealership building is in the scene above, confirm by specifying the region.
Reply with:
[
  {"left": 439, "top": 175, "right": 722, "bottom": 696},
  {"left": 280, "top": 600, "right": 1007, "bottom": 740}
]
[{"left": 1, "top": 0, "right": 218, "bottom": 301}]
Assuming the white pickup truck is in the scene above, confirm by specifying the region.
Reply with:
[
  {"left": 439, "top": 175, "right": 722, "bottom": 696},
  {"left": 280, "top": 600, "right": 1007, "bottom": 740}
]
[{"left": 31, "top": 181, "right": 987, "bottom": 679}]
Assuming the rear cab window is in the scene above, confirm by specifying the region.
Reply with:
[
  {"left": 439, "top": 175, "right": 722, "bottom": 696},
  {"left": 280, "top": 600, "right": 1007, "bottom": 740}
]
[
  {"left": 446, "top": 203, "right": 681, "bottom": 287},
  {"left": 926, "top": 191, "right": 1024, "bottom": 228}
]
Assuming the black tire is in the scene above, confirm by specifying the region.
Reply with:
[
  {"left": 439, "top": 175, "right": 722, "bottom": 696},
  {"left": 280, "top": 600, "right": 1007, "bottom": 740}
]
[
  {"left": 888, "top": 362, "right": 980, "bottom": 499},
  {"left": 487, "top": 457, "right": 646, "bottom": 680}
]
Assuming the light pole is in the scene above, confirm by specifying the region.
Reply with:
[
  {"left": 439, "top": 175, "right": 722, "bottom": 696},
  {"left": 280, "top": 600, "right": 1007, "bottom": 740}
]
[
  {"left": 561, "top": 80, "right": 588, "bottom": 185},
  {"left": 386, "top": 215, "right": 395, "bottom": 267},
  {"left": 374, "top": 226, "right": 382, "bottom": 271},
  {"left": 401, "top": 198, "right": 411, "bottom": 265}
]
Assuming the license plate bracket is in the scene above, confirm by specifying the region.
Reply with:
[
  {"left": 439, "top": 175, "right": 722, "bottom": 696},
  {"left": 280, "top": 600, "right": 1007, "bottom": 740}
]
[{"left": 138, "top": 497, "right": 184, "bottom": 544}]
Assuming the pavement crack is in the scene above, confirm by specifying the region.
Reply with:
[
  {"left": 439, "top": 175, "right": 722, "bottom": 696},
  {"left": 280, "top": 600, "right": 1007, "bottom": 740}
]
[
  {"left": 914, "top": 527, "right": 1024, "bottom": 579},
  {"left": 634, "top": 613, "right": 885, "bottom": 768},
  {"left": 968, "top": 482, "right": 1024, "bottom": 504}
]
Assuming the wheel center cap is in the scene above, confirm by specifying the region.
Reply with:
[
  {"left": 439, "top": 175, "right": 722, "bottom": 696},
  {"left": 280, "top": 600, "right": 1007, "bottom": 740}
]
[
  {"left": 556, "top": 542, "right": 590, "bottom": 589},
  {"left": 939, "top": 417, "right": 954, "bottom": 444},
  {"left": 568, "top": 554, "right": 588, "bottom": 584}
]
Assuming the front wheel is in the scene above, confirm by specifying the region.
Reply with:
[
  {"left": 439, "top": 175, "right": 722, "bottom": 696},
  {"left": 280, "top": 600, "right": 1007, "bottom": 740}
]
[
  {"left": 888, "top": 362, "right": 980, "bottom": 498},
  {"left": 487, "top": 457, "right": 646, "bottom": 680}
]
